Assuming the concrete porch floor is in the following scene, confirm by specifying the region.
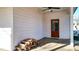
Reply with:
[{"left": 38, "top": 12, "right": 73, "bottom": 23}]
[
  {"left": 0, "top": 38, "right": 79, "bottom": 51},
  {"left": 0, "top": 48, "right": 8, "bottom": 51},
  {"left": 30, "top": 38, "right": 78, "bottom": 51}
]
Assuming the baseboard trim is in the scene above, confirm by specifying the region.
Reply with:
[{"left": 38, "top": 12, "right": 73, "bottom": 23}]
[{"left": 42, "top": 37, "right": 70, "bottom": 40}]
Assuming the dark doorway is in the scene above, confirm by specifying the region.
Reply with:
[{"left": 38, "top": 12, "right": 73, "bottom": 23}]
[{"left": 51, "top": 19, "right": 59, "bottom": 37}]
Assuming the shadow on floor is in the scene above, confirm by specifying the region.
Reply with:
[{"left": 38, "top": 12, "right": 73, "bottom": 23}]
[
  {"left": 31, "top": 37, "right": 70, "bottom": 51},
  {"left": 38, "top": 37, "right": 70, "bottom": 46}
]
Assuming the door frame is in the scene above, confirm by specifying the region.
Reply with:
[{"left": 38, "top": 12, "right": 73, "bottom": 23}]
[{"left": 51, "top": 19, "right": 59, "bottom": 37}]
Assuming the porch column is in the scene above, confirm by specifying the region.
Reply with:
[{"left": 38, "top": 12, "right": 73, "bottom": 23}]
[{"left": 70, "top": 7, "right": 74, "bottom": 48}]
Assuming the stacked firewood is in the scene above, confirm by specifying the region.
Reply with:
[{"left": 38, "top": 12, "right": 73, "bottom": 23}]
[{"left": 14, "top": 38, "right": 38, "bottom": 51}]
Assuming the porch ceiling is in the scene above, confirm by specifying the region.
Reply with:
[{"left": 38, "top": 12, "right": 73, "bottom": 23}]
[{"left": 40, "top": 7, "right": 70, "bottom": 14}]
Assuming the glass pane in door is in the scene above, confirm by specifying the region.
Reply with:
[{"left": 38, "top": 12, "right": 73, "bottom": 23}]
[{"left": 55, "top": 22, "right": 59, "bottom": 31}]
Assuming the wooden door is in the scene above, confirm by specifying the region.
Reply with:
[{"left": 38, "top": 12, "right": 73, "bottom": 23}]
[{"left": 51, "top": 19, "right": 59, "bottom": 37}]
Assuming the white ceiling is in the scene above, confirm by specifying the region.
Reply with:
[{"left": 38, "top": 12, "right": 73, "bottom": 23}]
[{"left": 40, "top": 7, "right": 70, "bottom": 13}]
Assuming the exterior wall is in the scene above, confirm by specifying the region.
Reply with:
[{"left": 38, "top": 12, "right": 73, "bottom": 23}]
[
  {"left": 0, "top": 7, "right": 71, "bottom": 50},
  {"left": 13, "top": 7, "right": 70, "bottom": 48},
  {"left": 13, "top": 7, "right": 43, "bottom": 46},
  {"left": 0, "top": 8, "right": 13, "bottom": 50},
  {"left": 43, "top": 11, "right": 70, "bottom": 39}
]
